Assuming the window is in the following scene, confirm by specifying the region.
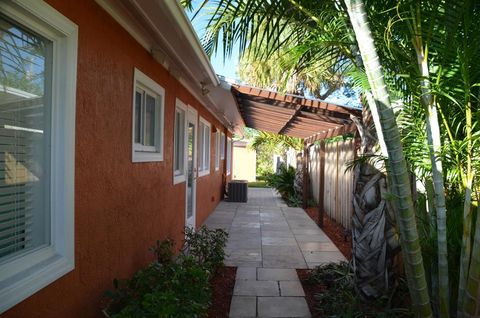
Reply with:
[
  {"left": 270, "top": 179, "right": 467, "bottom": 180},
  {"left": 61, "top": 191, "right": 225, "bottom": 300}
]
[
  {"left": 173, "top": 99, "right": 187, "bottom": 184},
  {"left": 0, "top": 1, "right": 77, "bottom": 313},
  {"left": 132, "top": 68, "right": 164, "bottom": 162},
  {"left": 226, "top": 137, "right": 232, "bottom": 175},
  {"left": 198, "top": 117, "right": 211, "bottom": 176},
  {"left": 215, "top": 130, "right": 220, "bottom": 171},
  {"left": 220, "top": 132, "right": 225, "bottom": 160}
]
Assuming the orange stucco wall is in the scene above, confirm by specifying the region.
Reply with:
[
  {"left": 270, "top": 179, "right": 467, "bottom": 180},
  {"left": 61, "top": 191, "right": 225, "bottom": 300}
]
[{"left": 2, "top": 1, "right": 229, "bottom": 317}]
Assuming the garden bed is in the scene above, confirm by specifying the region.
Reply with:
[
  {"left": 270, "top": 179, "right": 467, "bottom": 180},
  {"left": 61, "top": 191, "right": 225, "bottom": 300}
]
[
  {"left": 304, "top": 206, "right": 352, "bottom": 259},
  {"left": 207, "top": 266, "right": 236, "bottom": 318}
]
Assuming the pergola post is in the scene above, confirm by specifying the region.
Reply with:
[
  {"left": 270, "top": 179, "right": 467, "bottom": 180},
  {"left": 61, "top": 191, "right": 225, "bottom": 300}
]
[
  {"left": 318, "top": 141, "right": 325, "bottom": 227},
  {"left": 302, "top": 142, "right": 309, "bottom": 209}
]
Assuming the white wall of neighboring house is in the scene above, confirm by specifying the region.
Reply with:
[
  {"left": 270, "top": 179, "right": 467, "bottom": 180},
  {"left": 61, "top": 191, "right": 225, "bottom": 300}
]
[
  {"left": 273, "top": 147, "right": 297, "bottom": 172},
  {"left": 232, "top": 140, "right": 256, "bottom": 182}
]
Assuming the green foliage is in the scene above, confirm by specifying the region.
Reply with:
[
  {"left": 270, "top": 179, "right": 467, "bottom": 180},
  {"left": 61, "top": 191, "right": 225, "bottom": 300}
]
[
  {"left": 264, "top": 164, "right": 302, "bottom": 207},
  {"left": 248, "top": 181, "right": 268, "bottom": 188},
  {"left": 265, "top": 164, "right": 296, "bottom": 199},
  {"left": 183, "top": 226, "right": 228, "bottom": 272},
  {"left": 106, "top": 257, "right": 210, "bottom": 318},
  {"left": 104, "top": 228, "right": 228, "bottom": 318},
  {"left": 308, "top": 262, "right": 413, "bottom": 317},
  {"left": 149, "top": 238, "right": 175, "bottom": 265}
]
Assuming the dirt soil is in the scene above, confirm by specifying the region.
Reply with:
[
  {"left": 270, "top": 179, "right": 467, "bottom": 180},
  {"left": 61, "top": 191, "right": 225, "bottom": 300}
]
[
  {"left": 304, "top": 206, "right": 352, "bottom": 259},
  {"left": 208, "top": 266, "right": 237, "bottom": 318}
]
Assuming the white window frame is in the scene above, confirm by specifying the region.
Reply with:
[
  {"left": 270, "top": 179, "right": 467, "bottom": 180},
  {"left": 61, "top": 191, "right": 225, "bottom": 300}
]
[
  {"left": 226, "top": 137, "right": 232, "bottom": 176},
  {"left": 215, "top": 130, "right": 220, "bottom": 171},
  {"left": 198, "top": 117, "right": 211, "bottom": 177},
  {"left": 131, "top": 68, "right": 165, "bottom": 163},
  {"left": 173, "top": 99, "right": 187, "bottom": 184},
  {"left": 0, "top": 1, "right": 77, "bottom": 313},
  {"left": 220, "top": 132, "right": 225, "bottom": 160}
]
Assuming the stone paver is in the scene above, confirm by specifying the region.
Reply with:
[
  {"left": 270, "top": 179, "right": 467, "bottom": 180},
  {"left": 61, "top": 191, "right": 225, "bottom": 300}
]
[
  {"left": 258, "top": 297, "right": 311, "bottom": 317},
  {"left": 203, "top": 188, "right": 345, "bottom": 317},
  {"left": 230, "top": 296, "right": 257, "bottom": 317},
  {"left": 233, "top": 280, "right": 279, "bottom": 296},
  {"left": 279, "top": 281, "right": 305, "bottom": 296},
  {"left": 236, "top": 267, "right": 257, "bottom": 280},
  {"left": 257, "top": 268, "right": 298, "bottom": 281}
]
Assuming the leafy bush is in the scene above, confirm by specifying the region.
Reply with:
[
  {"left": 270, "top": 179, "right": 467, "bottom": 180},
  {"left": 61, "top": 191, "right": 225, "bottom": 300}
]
[
  {"left": 265, "top": 164, "right": 296, "bottom": 198},
  {"left": 105, "top": 256, "right": 210, "bottom": 318},
  {"left": 183, "top": 225, "right": 228, "bottom": 272},
  {"left": 104, "top": 228, "right": 228, "bottom": 318},
  {"left": 308, "top": 262, "right": 413, "bottom": 317}
]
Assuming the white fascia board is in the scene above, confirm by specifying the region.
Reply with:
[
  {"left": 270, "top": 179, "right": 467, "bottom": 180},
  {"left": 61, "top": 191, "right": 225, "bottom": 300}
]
[{"left": 162, "top": 1, "right": 219, "bottom": 87}]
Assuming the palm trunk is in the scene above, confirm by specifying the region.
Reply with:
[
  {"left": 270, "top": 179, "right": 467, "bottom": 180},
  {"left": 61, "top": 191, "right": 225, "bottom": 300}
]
[
  {"left": 344, "top": 0, "right": 432, "bottom": 316},
  {"left": 457, "top": 98, "right": 474, "bottom": 318},
  {"left": 413, "top": 22, "right": 450, "bottom": 316},
  {"left": 462, "top": 199, "right": 480, "bottom": 317},
  {"left": 425, "top": 179, "right": 439, "bottom": 314}
]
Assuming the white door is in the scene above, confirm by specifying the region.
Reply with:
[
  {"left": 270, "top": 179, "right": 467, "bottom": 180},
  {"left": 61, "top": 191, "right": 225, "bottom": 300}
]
[{"left": 185, "top": 107, "right": 197, "bottom": 228}]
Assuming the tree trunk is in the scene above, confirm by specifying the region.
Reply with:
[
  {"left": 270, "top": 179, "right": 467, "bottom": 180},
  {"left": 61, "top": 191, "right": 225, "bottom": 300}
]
[
  {"left": 462, "top": 202, "right": 480, "bottom": 317},
  {"left": 344, "top": 0, "right": 432, "bottom": 316},
  {"left": 413, "top": 28, "right": 450, "bottom": 317}
]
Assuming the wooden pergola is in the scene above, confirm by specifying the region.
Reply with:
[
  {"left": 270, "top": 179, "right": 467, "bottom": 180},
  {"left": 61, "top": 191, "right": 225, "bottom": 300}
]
[
  {"left": 231, "top": 84, "right": 361, "bottom": 143},
  {"left": 231, "top": 84, "right": 362, "bottom": 226}
]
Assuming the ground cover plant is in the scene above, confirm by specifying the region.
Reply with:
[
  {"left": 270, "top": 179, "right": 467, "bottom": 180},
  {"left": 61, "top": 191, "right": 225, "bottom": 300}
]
[
  {"left": 301, "top": 262, "right": 413, "bottom": 318},
  {"left": 103, "top": 226, "right": 228, "bottom": 318}
]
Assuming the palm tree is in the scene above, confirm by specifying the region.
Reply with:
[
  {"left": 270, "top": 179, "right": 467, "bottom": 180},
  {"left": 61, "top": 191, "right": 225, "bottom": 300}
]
[{"left": 344, "top": 1, "right": 432, "bottom": 316}]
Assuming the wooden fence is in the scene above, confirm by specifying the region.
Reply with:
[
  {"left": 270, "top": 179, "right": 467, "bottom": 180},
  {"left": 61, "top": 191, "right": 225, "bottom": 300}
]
[{"left": 308, "top": 139, "right": 355, "bottom": 230}]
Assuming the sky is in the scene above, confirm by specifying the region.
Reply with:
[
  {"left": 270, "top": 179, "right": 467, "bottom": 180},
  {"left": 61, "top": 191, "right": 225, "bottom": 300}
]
[{"left": 188, "top": 6, "right": 240, "bottom": 81}]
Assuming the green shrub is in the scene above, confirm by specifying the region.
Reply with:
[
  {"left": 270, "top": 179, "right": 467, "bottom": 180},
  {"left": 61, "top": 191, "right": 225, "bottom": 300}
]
[
  {"left": 104, "top": 228, "right": 228, "bottom": 318},
  {"left": 308, "top": 262, "right": 413, "bottom": 317},
  {"left": 265, "top": 164, "right": 296, "bottom": 198},
  {"left": 183, "top": 225, "right": 228, "bottom": 272},
  {"left": 105, "top": 256, "right": 210, "bottom": 318}
]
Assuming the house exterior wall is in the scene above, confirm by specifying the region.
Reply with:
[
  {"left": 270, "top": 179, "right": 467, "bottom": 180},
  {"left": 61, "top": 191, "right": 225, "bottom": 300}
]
[
  {"left": 233, "top": 143, "right": 256, "bottom": 182},
  {"left": 2, "top": 1, "right": 229, "bottom": 317}
]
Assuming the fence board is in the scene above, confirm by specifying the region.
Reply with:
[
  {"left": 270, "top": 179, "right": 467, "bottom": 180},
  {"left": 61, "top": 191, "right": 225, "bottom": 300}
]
[{"left": 308, "top": 139, "right": 354, "bottom": 229}]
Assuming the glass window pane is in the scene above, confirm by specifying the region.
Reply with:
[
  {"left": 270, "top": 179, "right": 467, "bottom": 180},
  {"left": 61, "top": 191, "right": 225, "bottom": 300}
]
[
  {"left": 198, "top": 123, "right": 204, "bottom": 170},
  {"left": 174, "top": 109, "right": 184, "bottom": 174},
  {"left": 134, "top": 91, "right": 142, "bottom": 144},
  {"left": 204, "top": 126, "right": 210, "bottom": 168},
  {"left": 0, "top": 16, "right": 52, "bottom": 260},
  {"left": 144, "top": 94, "right": 156, "bottom": 147}
]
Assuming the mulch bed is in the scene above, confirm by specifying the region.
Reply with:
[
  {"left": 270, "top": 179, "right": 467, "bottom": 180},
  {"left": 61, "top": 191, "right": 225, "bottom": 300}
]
[
  {"left": 304, "top": 206, "right": 352, "bottom": 260},
  {"left": 297, "top": 269, "right": 325, "bottom": 318},
  {"left": 208, "top": 266, "right": 237, "bottom": 318}
]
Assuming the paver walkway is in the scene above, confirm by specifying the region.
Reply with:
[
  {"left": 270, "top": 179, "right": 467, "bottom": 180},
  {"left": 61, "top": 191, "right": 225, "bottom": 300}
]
[{"left": 203, "top": 188, "right": 346, "bottom": 318}]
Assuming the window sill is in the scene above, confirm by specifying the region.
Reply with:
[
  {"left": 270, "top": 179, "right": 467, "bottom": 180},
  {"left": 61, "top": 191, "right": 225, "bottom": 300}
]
[
  {"left": 132, "top": 151, "right": 163, "bottom": 163},
  {"left": 198, "top": 170, "right": 210, "bottom": 177},
  {"left": 173, "top": 174, "right": 186, "bottom": 185},
  {"left": 0, "top": 247, "right": 74, "bottom": 313}
]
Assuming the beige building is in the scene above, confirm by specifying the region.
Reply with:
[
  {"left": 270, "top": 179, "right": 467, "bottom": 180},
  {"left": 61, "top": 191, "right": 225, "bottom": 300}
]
[{"left": 232, "top": 140, "right": 256, "bottom": 182}]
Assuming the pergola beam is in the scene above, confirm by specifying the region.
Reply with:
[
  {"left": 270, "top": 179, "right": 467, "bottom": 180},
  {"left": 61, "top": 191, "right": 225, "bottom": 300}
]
[{"left": 278, "top": 104, "right": 303, "bottom": 135}]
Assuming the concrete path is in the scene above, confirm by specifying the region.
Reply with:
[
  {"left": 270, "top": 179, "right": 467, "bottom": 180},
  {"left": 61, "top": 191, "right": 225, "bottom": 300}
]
[{"left": 203, "top": 188, "right": 346, "bottom": 318}]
